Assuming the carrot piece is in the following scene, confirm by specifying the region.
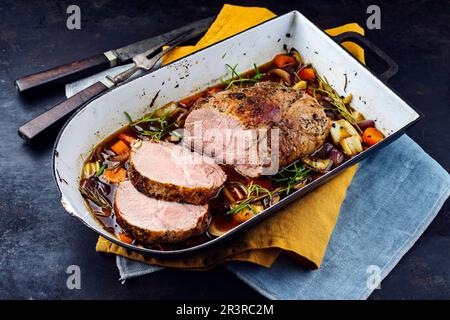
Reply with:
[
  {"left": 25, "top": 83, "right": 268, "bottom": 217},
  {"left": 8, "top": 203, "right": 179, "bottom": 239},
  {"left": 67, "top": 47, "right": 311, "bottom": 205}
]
[
  {"left": 362, "top": 127, "right": 384, "bottom": 146},
  {"left": 273, "top": 54, "right": 296, "bottom": 68},
  {"left": 102, "top": 167, "right": 127, "bottom": 184},
  {"left": 231, "top": 209, "right": 254, "bottom": 224},
  {"left": 118, "top": 133, "right": 135, "bottom": 146},
  {"left": 110, "top": 140, "right": 130, "bottom": 155},
  {"left": 298, "top": 68, "right": 316, "bottom": 81},
  {"left": 118, "top": 232, "right": 133, "bottom": 244}
]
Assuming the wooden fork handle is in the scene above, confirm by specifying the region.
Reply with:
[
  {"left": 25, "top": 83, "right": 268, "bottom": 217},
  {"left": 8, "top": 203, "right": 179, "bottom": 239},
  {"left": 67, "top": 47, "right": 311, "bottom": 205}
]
[
  {"left": 14, "top": 54, "right": 112, "bottom": 93},
  {"left": 18, "top": 81, "right": 109, "bottom": 143}
]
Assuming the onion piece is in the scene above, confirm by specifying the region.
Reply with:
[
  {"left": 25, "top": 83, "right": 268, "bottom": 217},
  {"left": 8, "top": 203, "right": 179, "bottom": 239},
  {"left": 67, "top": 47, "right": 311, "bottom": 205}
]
[
  {"left": 340, "top": 136, "right": 363, "bottom": 156},
  {"left": 311, "top": 142, "right": 334, "bottom": 158},
  {"left": 154, "top": 102, "right": 177, "bottom": 117},
  {"left": 263, "top": 195, "right": 281, "bottom": 208},
  {"left": 357, "top": 119, "right": 375, "bottom": 131},
  {"left": 109, "top": 152, "right": 129, "bottom": 163},
  {"left": 268, "top": 68, "right": 292, "bottom": 86},
  {"left": 289, "top": 48, "right": 303, "bottom": 65},
  {"left": 330, "top": 119, "right": 360, "bottom": 144},
  {"left": 292, "top": 80, "right": 307, "bottom": 90},
  {"left": 352, "top": 110, "right": 365, "bottom": 122},
  {"left": 303, "top": 157, "right": 333, "bottom": 172},
  {"left": 330, "top": 148, "right": 345, "bottom": 166}
]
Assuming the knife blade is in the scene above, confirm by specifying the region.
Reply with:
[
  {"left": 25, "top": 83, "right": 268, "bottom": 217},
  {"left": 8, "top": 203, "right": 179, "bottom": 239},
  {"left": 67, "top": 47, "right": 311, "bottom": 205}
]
[{"left": 14, "top": 16, "right": 215, "bottom": 93}]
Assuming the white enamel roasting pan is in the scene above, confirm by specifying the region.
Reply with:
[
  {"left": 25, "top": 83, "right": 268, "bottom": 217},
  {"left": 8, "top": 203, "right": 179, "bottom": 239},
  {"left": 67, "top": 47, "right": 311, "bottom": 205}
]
[{"left": 53, "top": 11, "right": 421, "bottom": 257}]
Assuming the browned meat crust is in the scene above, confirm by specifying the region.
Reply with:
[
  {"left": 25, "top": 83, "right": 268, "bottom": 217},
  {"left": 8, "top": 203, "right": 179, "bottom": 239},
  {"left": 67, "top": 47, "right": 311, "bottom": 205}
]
[
  {"left": 187, "top": 82, "right": 331, "bottom": 175},
  {"left": 114, "top": 191, "right": 209, "bottom": 243},
  {"left": 129, "top": 160, "right": 223, "bottom": 205}
]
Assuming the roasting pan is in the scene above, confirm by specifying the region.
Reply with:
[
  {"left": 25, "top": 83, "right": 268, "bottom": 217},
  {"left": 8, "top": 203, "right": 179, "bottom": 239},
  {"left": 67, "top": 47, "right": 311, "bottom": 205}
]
[{"left": 53, "top": 11, "right": 421, "bottom": 257}]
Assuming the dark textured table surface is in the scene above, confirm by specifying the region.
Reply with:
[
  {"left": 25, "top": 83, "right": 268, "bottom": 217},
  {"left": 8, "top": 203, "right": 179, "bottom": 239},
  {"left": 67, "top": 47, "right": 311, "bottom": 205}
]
[{"left": 0, "top": 0, "right": 449, "bottom": 299}]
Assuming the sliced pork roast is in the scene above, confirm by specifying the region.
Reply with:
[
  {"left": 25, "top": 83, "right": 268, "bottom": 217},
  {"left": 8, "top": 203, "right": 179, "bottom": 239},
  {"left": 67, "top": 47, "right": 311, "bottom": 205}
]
[
  {"left": 183, "top": 81, "right": 331, "bottom": 177},
  {"left": 130, "top": 140, "right": 226, "bottom": 205},
  {"left": 115, "top": 181, "right": 209, "bottom": 243}
]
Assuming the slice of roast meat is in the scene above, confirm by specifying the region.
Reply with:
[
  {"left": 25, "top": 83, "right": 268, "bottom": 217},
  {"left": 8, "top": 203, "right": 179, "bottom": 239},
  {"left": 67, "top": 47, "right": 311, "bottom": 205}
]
[
  {"left": 115, "top": 181, "right": 209, "bottom": 243},
  {"left": 183, "top": 81, "right": 331, "bottom": 177},
  {"left": 130, "top": 140, "right": 226, "bottom": 205}
]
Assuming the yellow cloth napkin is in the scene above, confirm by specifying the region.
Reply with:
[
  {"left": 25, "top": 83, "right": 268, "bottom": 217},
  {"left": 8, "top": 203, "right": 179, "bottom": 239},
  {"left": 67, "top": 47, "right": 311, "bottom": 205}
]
[{"left": 96, "top": 4, "right": 365, "bottom": 270}]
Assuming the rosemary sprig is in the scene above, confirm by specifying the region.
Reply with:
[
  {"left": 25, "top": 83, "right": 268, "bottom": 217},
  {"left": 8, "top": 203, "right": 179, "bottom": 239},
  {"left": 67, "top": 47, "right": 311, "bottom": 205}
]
[
  {"left": 79, "top": 185, "right": 112, "bottom": 209},
  {"left": 222, "top": 63, "right": 266, "bottom": 89},
  {"left": 125, "top": 109, "right": 174, "bottom": 141},
  {"left": 124, "top": 111, "right": 133, "bottom": 123},
  {"left": 225, "top": 182, "right": 272, "bottom": 215},
  {"left": 313, "top": 73, "right": 361, "bottom": 132},
  {"left": 274, "top": 160, "right": 311, "bottom": 194},
  {"left": 226, "top": 200, "right": 257, "bottom": 216}
]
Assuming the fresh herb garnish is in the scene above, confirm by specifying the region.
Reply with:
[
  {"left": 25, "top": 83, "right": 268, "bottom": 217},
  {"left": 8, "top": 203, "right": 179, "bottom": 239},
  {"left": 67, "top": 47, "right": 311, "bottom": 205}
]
[
  {"left": 225, "top": 182, "right": 272, "bottom": 215},
  {"left": 124, "top": 111, "right": 133, "bottom": 123},
  {"left": 126, "top": 109, "right": 174, "bottom": 141},
  {"left": 313, "top": 73, "right": 361, "bottom": 133},
  {"left": 94, "top": 163, "right": 107, "bottom": 177},
  {"left": 226, "top": 200, "right": 257, "bottom": 216},
  {"left": 222, "top": 63, "right": 266, "bottom": 89},
  {"left": 79, "top": 185, "right": 111, "bottom": 209},
  {"left": 274, "top": 161, "right": 311, "bottom": 194}
]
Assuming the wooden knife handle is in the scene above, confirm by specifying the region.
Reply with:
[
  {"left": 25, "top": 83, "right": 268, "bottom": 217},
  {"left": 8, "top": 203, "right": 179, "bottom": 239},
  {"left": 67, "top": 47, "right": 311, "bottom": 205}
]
[
  {"left": 14, "top": 53, "right": 112, "bottom": 93},
  {"left": 18, "top": 82, "right": 109, "bottom": 143}
]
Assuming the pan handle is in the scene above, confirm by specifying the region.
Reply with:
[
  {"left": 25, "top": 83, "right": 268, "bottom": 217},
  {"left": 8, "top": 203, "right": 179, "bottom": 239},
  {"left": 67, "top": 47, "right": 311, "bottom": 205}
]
[{"left": 332, "top": 31, "right": 398, "bottom": 82}]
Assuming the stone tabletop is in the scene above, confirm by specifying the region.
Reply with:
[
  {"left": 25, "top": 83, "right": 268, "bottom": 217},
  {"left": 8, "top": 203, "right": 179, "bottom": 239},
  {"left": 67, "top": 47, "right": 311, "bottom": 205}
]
[{"left": 0, "top": 0, "right": 448, "bottom": 299}]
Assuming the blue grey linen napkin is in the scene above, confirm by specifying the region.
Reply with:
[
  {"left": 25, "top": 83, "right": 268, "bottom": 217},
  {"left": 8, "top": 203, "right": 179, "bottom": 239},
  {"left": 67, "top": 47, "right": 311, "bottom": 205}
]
[{"left": 116, "top": 135, "right": 450, "bottom": 299}]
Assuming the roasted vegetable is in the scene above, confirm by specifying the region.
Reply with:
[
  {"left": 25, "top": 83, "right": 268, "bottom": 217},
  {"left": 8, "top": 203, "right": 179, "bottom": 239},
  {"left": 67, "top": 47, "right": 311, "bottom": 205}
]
[
  {"left": 355, "top": 119, "right": 374, "bottom": 131},
  {"left": 352, "top": 110, "right": 365, "bottom": 122},
  {"left": 224, "top": 182, "right": 272, "bottom": 216},
  {"left": 230, "top": 203, "right": 264, "bottom": 224},
  {"left": 102, "top": 167, "right": 127, "bottom": 184},
  {"left": 289, "top": 48, "right": 303, "bottom": 65},
  {"left": 362, "top": 127, "right": 384, "bottom": 146},
  {"left": 298, "top": 68, "right": 316, "bottom": 82},
  {"left": 83, "top": 161, "right": 100, "bottom": 179},
  {"left": 340, "top": 135, "right": 363, "bottom": 156},
  {"left": 273, "top": 54, "right": 296, "bottom": 68},
  {"left": 117, "top": 232, "right": 133, "bottom": 244},
  {"left": 268, "top": 68, "right": 292, "bottom": 85},
  {"left": 330, "top": 148, "right": 345, "bottom": 166},
  {"left": 311, "top": 142, "right": 334, "bottom": 158},
  {"left": 330, "top": 119, "right": 359, "bottom": 144},
  {"left": 292, "top": 80, "right": 307, "bottom": 90},
  {"left": 303, "top": 157, "right": 333, "bottom": 172},
  {"left": 118, "top": 133, "right": 136, "bottom": 146},
  {"left": 262, "top": 194, "right": 281, "bottom": 208},
  {"left": 111, "top": 140, "right": 130, "bottom": 155}
]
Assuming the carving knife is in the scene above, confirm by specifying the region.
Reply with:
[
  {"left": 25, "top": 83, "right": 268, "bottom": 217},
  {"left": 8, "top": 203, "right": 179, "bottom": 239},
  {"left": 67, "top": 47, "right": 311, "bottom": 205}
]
[
  {"left": 14, "top": 16, "right": 215, "bottom": 93},
  {"left": 18, "top": 19, "right": 212, "bottom": 143}
]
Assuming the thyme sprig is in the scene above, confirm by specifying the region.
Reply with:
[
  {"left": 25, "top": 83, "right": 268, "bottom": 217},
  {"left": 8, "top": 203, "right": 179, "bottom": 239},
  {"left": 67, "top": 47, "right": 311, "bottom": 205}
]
[{"left": 222, "top": 63, "right": 266, "bottom": 89}]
